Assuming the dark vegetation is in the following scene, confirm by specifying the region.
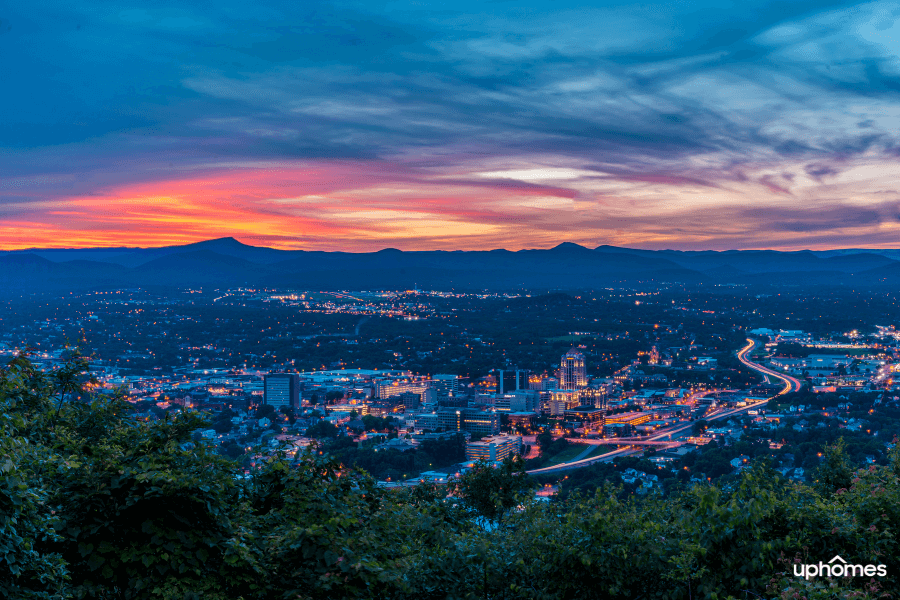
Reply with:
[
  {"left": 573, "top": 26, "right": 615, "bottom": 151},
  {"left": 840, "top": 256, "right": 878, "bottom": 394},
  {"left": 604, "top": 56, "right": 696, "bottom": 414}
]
[
  {"left": 328, "top": 433, "right": 467, "bottom": 481},
  {"left": 3, "top": 352, "right": 899, "bottom": 599}
]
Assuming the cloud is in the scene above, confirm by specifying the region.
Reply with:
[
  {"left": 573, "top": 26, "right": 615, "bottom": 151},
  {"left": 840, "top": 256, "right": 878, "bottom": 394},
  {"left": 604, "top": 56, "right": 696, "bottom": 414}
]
[{"left": 4, "top": 0, "right": 900, "bottom": 250}]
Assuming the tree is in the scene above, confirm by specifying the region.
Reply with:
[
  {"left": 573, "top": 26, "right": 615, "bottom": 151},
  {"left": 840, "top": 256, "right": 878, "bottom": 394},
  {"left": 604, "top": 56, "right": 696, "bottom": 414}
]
[
  {"left": 813, "top": 437, "right": 854, "bottom": 494},
  {"left": 0, "top": 354, "right": 68, "bottom": 599},
  {"left": 254, "top": 404, "right": 275, "bottom": 419},
  {"left": 214, "top": 419, "right": 233, "bottom": 434},
  {"left": 306, "top": 420, "right": 339, "bottom": 439},
  {"left": 278, "top": 406, "right": 296, "bottom": 424},
  {"left": 451, "top": 455, "right": 534, "bottom": 526}
]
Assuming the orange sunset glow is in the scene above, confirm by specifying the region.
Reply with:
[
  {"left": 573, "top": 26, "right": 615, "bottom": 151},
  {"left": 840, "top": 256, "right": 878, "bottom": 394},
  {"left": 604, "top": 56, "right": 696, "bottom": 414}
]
[
  {"left": 6, "top": 1, "right": 900, "bottom": 252},
  {"left": 6, "top": 154, "right": 900, "bottom": 252}
]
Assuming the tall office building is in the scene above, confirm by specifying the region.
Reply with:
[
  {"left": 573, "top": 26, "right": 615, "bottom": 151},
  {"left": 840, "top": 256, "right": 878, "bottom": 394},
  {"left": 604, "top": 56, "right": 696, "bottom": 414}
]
[
  {"left": 264, "top": 373, "right": 301, "bottom": 410},
  {"left": 437, "top": 408, "right": 500, "bottom": 435},
  {"left": 497, "top": 368, "right": 530, "bottom": 395},
  {"left": 560, "top": 349, "right": 587, "bottom": 390},
  {"left": 431, "top": 374, "right": 459, "bottom": 398}
]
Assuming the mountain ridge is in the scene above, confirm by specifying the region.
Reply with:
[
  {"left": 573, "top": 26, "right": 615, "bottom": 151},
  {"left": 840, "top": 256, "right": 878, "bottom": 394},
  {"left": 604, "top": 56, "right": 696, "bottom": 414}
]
[{"left": 4, "top": 239, "right": 900, "bottom": 292}]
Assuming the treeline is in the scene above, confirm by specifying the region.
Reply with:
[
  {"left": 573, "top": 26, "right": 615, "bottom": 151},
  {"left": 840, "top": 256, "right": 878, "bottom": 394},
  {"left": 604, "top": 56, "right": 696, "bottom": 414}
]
[
  {"left": 328, "top": 433, "right": 466, "bottom": 481},
  {"left": 2, "top": 353, "right": 899, "bottom": 599}
]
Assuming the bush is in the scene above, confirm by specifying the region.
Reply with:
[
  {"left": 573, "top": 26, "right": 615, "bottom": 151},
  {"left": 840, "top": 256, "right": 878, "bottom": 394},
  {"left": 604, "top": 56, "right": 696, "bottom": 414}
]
[{"left": 2, "top": 351, "right": 898, "bottom": 599}]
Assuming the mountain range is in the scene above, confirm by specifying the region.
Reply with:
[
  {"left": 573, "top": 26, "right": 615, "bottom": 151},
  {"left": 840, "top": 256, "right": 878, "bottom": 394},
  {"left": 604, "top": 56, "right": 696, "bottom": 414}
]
[{"left": 2, "top": 237, "right": 900, "bottom": 292}]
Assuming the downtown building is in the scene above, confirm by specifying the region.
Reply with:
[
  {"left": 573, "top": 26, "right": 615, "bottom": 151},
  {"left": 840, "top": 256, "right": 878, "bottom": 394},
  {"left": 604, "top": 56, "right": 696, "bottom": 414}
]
[
  {"left": 375, "top": 378, "right": 430, "bottom": 400},
  {"left": 560, "top": 349, "right": 587, "bottom": 389},
  {"left": 263, "top": 373, "right": 301, "bottom": 410},
  {"left": 436, "top": 408, "right": 500, "bottom": 435},
  {"left": 465, "top": 434, "right": 523, "bottom": 462},
  {"left": 430, "top": 374, "right": 460, "bottom": 398},
  {"left": 496, "top": 368, "right": 531, "bottom": 395}
]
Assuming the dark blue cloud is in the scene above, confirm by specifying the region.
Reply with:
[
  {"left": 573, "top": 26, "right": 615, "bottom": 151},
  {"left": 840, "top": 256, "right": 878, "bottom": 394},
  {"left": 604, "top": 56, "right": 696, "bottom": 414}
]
[{"left": 5, "top": 0, "right": 900, "bottom": 249}]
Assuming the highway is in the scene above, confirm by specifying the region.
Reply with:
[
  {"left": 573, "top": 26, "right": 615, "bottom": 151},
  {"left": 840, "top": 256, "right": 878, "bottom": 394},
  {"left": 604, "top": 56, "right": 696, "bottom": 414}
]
[
  {"left": 526, "top": 338, "right": 801, "bottom": 475},
  {"left": 735, "top": 337, "right": 802, "bottom": 395}
]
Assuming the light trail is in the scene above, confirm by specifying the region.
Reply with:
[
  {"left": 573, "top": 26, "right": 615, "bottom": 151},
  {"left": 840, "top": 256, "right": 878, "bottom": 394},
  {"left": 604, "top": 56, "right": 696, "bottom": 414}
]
[
  {"left": 736, "top": 338, "right": 802, "bottom": 395},
  {"left": 527, "top": 338, "right": 801, "bottom": 475}
]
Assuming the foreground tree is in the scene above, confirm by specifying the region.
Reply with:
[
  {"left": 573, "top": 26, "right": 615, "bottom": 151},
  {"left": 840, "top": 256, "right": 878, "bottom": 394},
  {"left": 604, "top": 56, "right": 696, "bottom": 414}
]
[
  {"left": 451, "top": 456, "right": 534, "bottom": 526},
  {"left": 3, "top": 350, "right": 900, "bottom": 599}
]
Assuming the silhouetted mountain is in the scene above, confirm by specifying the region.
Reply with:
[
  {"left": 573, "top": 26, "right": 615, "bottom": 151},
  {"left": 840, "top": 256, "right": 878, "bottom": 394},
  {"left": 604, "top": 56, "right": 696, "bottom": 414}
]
[
  {"left": 155, "top": 238, "right": 293, "bottom": 265},
  {"left": 271, "top": 243, "right": 687, "bottom": 278},
  {"left": 125, "top": 251, "right": 274, "bottom": 286},
  {"left": 16, "top": 237, "right": 291, "bottom": 268},
  {"left": 821, "top": 253, "right": 896, "bottom": 271},
  {"left": 703, "top": 264, "right": 746, "bottom": 279},
  {"left": 594, "top": 245, "right": 900, "bottom": 274},
  {"left": 4, "top": 239, "right": 900, "bottom": 292},
  {"left": 0, "top": 255, "right": 127, "bottom": 292},
  {"left": 858, "top": 261, "right": 900, "bottom": 282}
]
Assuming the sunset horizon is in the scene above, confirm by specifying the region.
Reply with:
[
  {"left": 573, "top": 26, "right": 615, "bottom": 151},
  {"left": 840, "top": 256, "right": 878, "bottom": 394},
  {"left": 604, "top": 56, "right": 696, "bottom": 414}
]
[
  {"left": 7, "top": 233, "right": 900, "bottom": 254},
  {"left": 6, "top": 1, "right": 900, "bottom": 252}
]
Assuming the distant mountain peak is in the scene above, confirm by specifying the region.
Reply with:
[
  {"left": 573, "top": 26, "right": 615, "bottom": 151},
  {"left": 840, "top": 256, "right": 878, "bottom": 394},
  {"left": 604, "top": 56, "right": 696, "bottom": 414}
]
[
  {"left": 550, "top": 242, "right": 589, "bottom": 252},
  {"left": 189, "top": 237, "right": 251, "bottom": 248}
]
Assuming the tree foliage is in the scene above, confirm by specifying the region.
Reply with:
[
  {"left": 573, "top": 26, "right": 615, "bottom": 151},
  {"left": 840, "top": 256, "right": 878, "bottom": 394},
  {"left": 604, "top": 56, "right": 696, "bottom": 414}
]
[{"left": 2, "top": 351, "right": 899, "bottom": 599}]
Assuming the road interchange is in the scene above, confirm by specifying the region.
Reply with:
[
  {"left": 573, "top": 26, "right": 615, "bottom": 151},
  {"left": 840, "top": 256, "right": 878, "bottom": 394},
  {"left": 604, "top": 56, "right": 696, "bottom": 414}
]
[{"left": 527, "top": 337, "right": 801, "bottom": 475}]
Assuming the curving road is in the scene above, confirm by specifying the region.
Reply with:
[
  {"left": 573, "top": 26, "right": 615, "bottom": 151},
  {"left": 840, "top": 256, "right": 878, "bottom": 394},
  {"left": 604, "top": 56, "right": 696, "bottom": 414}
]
[
  {"left": 526, "top": 338, "right": 802, "bottom": 475},
  {"left": 736, "top": 338, "right": 802, "bottom": 396}
]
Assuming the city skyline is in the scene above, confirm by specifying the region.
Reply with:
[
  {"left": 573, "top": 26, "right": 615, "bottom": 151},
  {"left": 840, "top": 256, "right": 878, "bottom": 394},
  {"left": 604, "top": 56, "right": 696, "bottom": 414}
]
[{"left": 5, "top": 1, "right": 900, "bottom": 252}]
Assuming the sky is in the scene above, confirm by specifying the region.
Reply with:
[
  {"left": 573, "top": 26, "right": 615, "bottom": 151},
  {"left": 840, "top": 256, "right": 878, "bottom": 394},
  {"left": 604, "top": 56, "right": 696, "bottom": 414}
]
[{"left": 4, "top": 0, "right": 900, "bottom": 251}]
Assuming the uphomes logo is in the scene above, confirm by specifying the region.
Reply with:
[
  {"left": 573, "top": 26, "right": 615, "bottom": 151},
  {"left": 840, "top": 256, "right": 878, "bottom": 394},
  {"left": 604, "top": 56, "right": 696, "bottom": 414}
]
[{"left": 795, "top": 556, "right": 887, "bottom": 580}]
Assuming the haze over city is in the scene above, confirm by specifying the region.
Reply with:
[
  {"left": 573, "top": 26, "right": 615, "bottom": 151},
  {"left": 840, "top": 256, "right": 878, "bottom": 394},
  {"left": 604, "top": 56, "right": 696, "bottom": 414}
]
[{"left": 5, "top": 1, "right": 900, "bottom": 251}]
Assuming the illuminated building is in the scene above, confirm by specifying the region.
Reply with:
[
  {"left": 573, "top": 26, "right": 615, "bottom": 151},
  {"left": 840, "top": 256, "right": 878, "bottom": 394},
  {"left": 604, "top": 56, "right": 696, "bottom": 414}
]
[
  {"left": 264, "top": 373, "right": 301, "bottom": 410},
  {"left": 328, "top": 403, "right": 369, "bottom": 417},
  {"left": 560, "top": 349, "right": 587, "bottom": 389},
  {"left": 465, "top": 434, "right": 522, "bottom": 462},
  {"left": 430, "top": 374, "right": 459, "bottom": 398},
  {"left": 563, "top": 407, "right": 605, "bottom": 432},
  {"left": 376, "top": 379, "right": 429, "bottom": 399},
  {"left": 437, "top": 408, "right": 500, "bottom": 435},
  {"left": 605, "top": 412, "right": 651, "bottom": 426},
  {"left": 548, "top": 389, "right": 582, "bottom": 416},
  {"left": 494, "top": 389, "right": 540, "bottom": 412},
  {"left": 578, "top": 387, "right": 607, "bottom": 410}
]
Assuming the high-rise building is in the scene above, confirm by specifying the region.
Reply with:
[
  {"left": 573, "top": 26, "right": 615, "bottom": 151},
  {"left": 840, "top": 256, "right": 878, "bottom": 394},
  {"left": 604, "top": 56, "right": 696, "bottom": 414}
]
[
  {"left": 431, "top": 374, "right": 459, "bottom": 398},
  {"left": 436, "top": 408, "right": 500, "bottom": 435},
  {"left": 264, "top": 373, "right": 301, "bottom": 410},
  {"left": 497, "top": 368, "right": 530, "bottom": 395},
  {"left": 540, "top": 377, "right": 559, "bottom": 391},
  {"left": 560, "top": 349, "right": 587, "bottom": 389}
]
